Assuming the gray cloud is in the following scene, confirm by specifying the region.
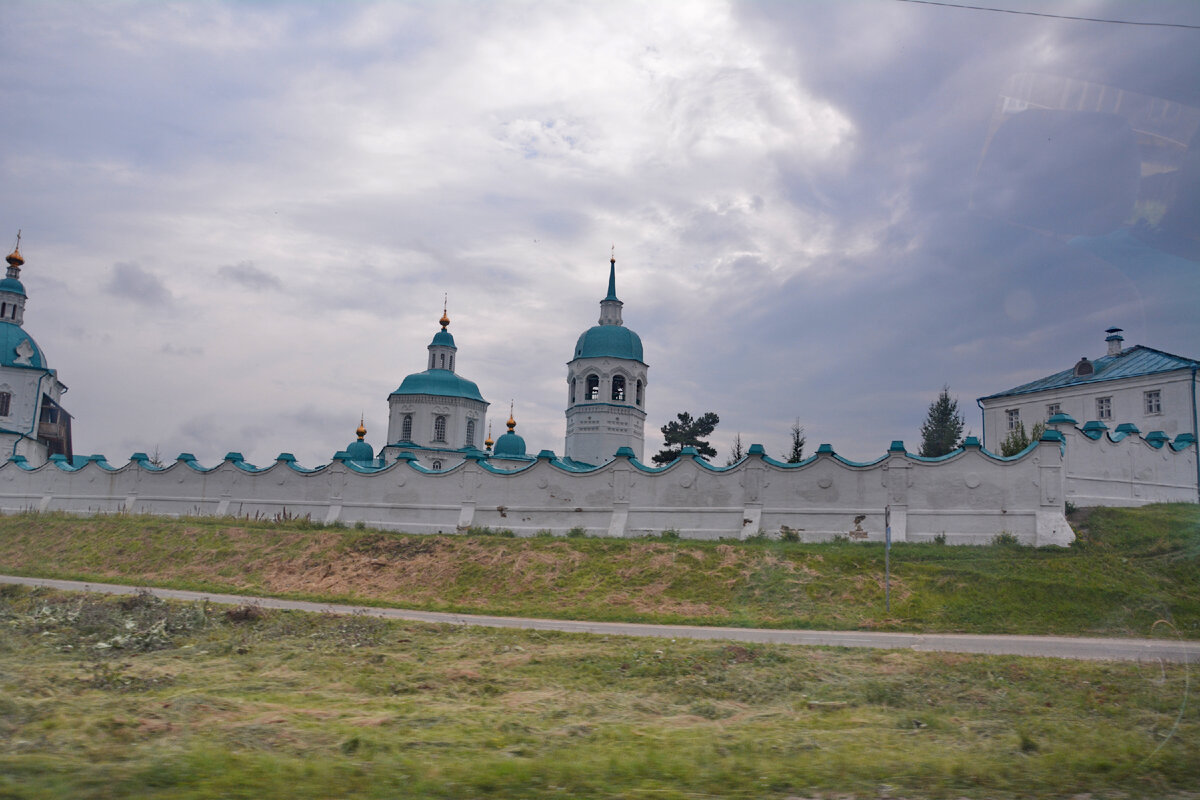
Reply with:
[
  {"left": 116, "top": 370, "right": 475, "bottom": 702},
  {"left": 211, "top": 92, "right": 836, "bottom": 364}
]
[
  {"left": 217, "top": 261, "right": 283, "bottom": 291},
  {"left": 105, "top": 262, "right": 173, "bottom": 306}
]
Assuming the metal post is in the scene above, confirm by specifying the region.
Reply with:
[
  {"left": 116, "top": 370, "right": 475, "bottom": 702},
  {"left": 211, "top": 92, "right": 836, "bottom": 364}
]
[{"left": 884, "top": 504, "right": 891, "bottom": 614}]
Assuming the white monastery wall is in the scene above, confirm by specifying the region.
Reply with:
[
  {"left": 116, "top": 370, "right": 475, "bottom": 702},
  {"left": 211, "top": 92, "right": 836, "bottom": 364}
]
[
  {"left": 0, "top": 436, "right": 1121, "bottom": 546},
  {"left": 1051, "top": 421, "right": 1199, "bottom": 507}
]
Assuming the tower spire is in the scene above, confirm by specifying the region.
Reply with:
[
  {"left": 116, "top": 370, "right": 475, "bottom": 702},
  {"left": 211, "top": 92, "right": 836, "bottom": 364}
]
[{"left": 605, "top": 245, "right": 618, "bottom": 302}]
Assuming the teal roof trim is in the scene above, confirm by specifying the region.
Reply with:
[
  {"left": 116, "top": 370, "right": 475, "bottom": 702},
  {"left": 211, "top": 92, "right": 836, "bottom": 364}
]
[
  {"left": 980, "top": 346, "right": 1200, "bottom": 402},
  {"left": 0, "top": 321, "right": 47, "bottom": 369},
  {"left": 391, "top": 369, "right": 487, "bottom": 403},
  {"left": 572, "top": 325, "right": 644, "bottom": 362}
]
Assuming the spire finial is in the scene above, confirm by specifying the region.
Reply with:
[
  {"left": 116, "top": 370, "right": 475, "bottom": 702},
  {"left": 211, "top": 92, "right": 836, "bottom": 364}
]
[
  {"left": 507, "top": 400, "right": 516, "bottom": 431},
  {"left": 485, "top": 423, "right": 494, "bottom": 451},
  {"left": 5, "top": 230, "right": 24, "bottom": 270},
  {"left": 356, "top": 414, "right": 366, "bottom": 441},
  {"left": 604, "top": 246, "right": 618, "bottom": 302},
  {"left": 439, "top": 294, "right": 450, "bottom": 330}
]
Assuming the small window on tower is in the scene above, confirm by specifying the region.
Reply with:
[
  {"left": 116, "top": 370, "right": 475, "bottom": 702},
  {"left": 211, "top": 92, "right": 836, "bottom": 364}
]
[
  {"left": 0, "top": 392, "right": 10, "bottom": 417},
  {"left": 586, "top": 374, "right": 599, "bottom": 400},
  {"left": 465, "top": 419, "right": 475, "bottom": 447},
  {"left": 570, "top": 378, "right": 576, "bottom": 404},
  {"left": 636, "top": 380, "right": 643, "bottom": 406},
  {"left": 612, "top": 375, "right": 626, "bottom": 402},
  {"left": 440, "top": 354, "right": 446, "bottom": 369},
  {"left": 434, "top": 415, "right": 447, "bottom": 442},
  {"left": 402, "top": 414, "right": 413, "bottom": 440},
  {"left": 449, "top": 355, "right": 454, "bottom": 371}
]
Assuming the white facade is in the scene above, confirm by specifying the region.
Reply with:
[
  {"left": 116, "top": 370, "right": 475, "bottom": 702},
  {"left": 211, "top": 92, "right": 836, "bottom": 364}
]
[
  {"left": 980, "top": 330, "right": 1199, "bottom": 452},
  {"left": 564, "top": 257, "right": 648, "bottom": 465}
]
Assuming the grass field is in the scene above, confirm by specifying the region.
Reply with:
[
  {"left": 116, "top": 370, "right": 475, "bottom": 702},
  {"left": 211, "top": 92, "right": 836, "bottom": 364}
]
[
  {"left": 0, "top": 504, "right": 1197, "bottom": 638},
  {"left": 1, "top": 584, "right": 1196, "bottom": 799}
]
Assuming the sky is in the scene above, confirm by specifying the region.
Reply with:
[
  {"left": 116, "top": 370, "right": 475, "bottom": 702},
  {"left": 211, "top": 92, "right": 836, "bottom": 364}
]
[{"left": 2, "top": 0, "right": 1198, "bottom": 467}]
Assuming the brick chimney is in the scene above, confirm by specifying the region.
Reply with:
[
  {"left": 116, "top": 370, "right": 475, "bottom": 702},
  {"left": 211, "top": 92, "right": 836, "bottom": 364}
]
[{"left": 1105, "top": 327, "right": 1124, "bottom": 357}]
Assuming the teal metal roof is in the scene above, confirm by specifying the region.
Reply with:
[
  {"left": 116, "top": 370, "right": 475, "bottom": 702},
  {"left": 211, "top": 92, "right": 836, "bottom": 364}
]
[
  {"left": 345, "top": 439, "right": 374, "bottom": 462},
  {"left": 0, "top": 278, "right": 25, "bottom": 297},
  {"left": 573, "top": 325, "right": 644, "bottom": 361},
  {"left": 391, "top": 369, "right": 487, "bottom": 403},
  {"left": 430, "top": 329, "right": 456, "bottom": 349},
  {"left": 0, "top": 321, "right": 46, "bottom": 369},
  {"left": 981, "top": 346, "right": 1199, "bottom": 401},
  {"left": 492, "top": 430, "right": 526, "bottom": 457}
]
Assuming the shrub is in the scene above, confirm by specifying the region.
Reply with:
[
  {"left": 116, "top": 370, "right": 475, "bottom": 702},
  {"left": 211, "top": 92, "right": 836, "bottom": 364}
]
[
  {"left": 566, "top": 526, "right": 588, "bottom": 538},
  {"left": 992, "top": 531, "right": 1023, "bottom": 547}
]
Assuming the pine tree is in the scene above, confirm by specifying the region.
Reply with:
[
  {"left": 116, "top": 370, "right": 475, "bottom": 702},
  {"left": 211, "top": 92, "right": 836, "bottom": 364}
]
[
  {"left": 653, "top": 411, "right": 720, "bottom": 464},
  {"left": 918, "top": 386, "right": 965, "bottom": 457},
  {"left": 785, "top": 419, "right": 806, "bottom": 463},
  {"left": 999, "top": 421, "right": 1046, "bottom": 456},
  {"left": 725, "top": 433, "right": 745, "bottom": 466}
]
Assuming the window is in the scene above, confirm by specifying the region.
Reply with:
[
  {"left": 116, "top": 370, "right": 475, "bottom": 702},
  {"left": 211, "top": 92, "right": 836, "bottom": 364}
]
[
  {"left": 432, "top": 460, "right": 442, "bottom": 470},
  {"left": 1046, "top": 403, "right": 1061, "bottom": 419},
  {"left": 1006, "top": 409, "right": 1020, "bottom": 431},
  {"left": 449, "top": 355, "right": 454, "bottom": 371},
  {"left": 0, "top": 392, "right": 10, "bottom": 417},
  {"left": 439, "top": 353, "right": 446, "bottom": 369},
  {"left": 586, "top": 374, "right": 599, "bottom": 400},
  {"left": 636, "top": 380, "right": 643, "bottom": 406},
  {"left": 465, "top": 419, "right": 475, "bottom": 447},
  {"left": 1096, "top": 396, "right": 1112, "bottom": 420},
  {"left": 429, "top": 354, "right": 435, "bottom": 369},
  {"left": 570, "top": 378, "right": 576, "bottom": 404},
  {"left": 401, "top": 414, "right": 413, "bottom": 440},
  {"left": 1144, "top": 390, "right": 1161, "bottom": 415},
  {"left": 1074, "top": 358, "right": 1094, "bottom": 377},
  {"left": 612, "top": 375, "right": 626, "bottom": 401},
  {"left": 433, "top": 415, "right": 447, "bottom": 442}
]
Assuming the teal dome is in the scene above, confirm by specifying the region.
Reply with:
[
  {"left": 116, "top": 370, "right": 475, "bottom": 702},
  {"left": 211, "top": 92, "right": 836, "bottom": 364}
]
[
  {"left": 0, "top": 321, "right": 46, "bottom": 369},
  {"left": 0, "top": 278, "right": 25, "bottom": 297},
  {"left": 392, "top": 369, "right": 486, "bottom": 402},
  {"left": 345, "top": 439, "right": 374, "bottom": 463},
  {"left": 430, "top": 329, "right": 456, "bottom": 348},
  {"left": 493, "top": 430, "right": 526, "bottom": 457},
  {"left": 573, "top": 325, "right": 643, "bottom": 361}
]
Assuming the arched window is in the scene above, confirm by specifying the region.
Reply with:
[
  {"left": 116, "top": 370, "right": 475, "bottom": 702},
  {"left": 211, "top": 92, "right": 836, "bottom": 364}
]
[
  {"left": 465, "top": 419, "right": 475, "bottom": 447},
  {"left": 612, "top": 375, "right": 626, "bottom": 402},
  {"left": 429, "top": 354, "right": 435, "bottom": 369},
  {"left": 433, "top": 415, "right": 447, "bottom": 442},
  {"left": 449, "top": 355, "right": 454, "bottom": 371},
  {"left": 432, "top": 460, "right": 442, "bottom": 470},
  {"left": 570, "top": 378, "right": 576, "bottom": 404},
  {"left": 586, "top": 374, "right": 600, "bottom": 400},
  {"left": 402, "top": 414, "right": 413, "bottom": 440},
  {"left": 0, "top": 391, "right": 10, "bottom": 417},
  {"left": 636, "top": 380, "right": 643, "bottom": 406},
  {"left": 439, "top": 353, "right": 446, "bottom": 369}
]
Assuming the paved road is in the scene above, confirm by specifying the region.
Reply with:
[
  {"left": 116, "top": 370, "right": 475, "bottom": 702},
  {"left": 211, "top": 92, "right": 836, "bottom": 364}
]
[{"left": 3, "top": 574, "right": 1197, "bottom": 663}]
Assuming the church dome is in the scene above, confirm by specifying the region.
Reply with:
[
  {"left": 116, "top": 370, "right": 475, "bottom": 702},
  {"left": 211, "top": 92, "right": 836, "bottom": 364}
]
[
  {"left": 0, "top": 321, "right": 46, "bottom": 369},
  {"left": 345, "top": 439, "right": 374, "bottom": 462},
  {"left": 0, "top": 277, "right": 25, "bottom": 297},
  {"left": 391, "top": 369, "right": 486, "bottom": 402},
  {"left": 573, "top": 325, "right": 643, "bottom": 361},
  {"left": 430, "top": 328, "right": 456, "bottom": 348},
  {"left": 492, "top": 430, "right": 526, "bottom": 457}
]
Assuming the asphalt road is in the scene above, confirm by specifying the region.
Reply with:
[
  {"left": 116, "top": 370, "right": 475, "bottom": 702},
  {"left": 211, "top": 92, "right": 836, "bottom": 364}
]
[{"left": 3, "top": 574, "right": 1197, "bottom": 663}]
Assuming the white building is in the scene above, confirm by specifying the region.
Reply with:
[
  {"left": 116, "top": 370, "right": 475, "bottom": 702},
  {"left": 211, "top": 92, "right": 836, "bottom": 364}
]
[
  {"left": 978, "top": 327, "right": 1199, "bottom": 456},
  {"left": 0, "top": 238, "right": 72, "bottom": 467}
]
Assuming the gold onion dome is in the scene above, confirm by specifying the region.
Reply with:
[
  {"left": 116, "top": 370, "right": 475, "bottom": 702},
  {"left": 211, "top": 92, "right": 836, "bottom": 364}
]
[
  {"left": 6, "top": 246, "right": 22, "bottom": 268},
  {"left": 484, "top": 424, "right": 494, "bottom": 451},
  {"left": 356, "top": 419, "right": 367, "bottom": 440}
]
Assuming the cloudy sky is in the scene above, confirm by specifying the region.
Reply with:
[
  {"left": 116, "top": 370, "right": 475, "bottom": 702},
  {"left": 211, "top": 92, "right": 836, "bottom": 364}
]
[{"left": 2, "top": 0, "right": 1198, "bottom": 467}]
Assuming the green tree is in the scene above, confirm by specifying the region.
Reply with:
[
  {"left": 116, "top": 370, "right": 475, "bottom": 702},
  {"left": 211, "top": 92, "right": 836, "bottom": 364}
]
[
  {"left": 785, "top": 419, "right": 806, "bottom": 463},
  {"left": 918, "top": 386, "right": 965, "bottom": 457},
  {"left": 725, "top": 433, "right": 745, "bottom": 466},
  {"left": 999, "top": 421, "right": 1046, "bottom": 456},
  {"left": 653, "top": 411, "right": 720, "bottom": 465}
]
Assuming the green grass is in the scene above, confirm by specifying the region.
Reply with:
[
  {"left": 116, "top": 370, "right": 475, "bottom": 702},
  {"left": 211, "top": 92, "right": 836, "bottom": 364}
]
[
  {"left": 0, "top": 585, "right": 1195, "bottom": 799},
  {"left": 0, "top": 504, "right": 1196, "bottom": 638}
]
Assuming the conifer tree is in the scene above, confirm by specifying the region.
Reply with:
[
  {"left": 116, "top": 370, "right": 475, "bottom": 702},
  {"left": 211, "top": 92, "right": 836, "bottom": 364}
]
[
  {"left": 918, "top": 386, "right": 965, "bottom": 457},
  {"left": 653, "top": 411, "right": 720, "bottom": 464},
  {"left": 725, "top": 433, "right": 745, "bottom": 466},
  {"left": 999, "top": 421, "right": 1046, "bottom": 456},
  {"left": 785, "top": 419, "right": 806, "bottom": 463}
]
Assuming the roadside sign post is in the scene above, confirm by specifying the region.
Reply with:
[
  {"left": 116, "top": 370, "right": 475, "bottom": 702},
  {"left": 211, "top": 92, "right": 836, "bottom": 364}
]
[{"left": 884, "top": 505, "right": 891, "bottom": 614}]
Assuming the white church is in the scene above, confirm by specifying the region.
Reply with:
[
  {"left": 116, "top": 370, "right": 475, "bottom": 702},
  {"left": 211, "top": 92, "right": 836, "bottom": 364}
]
[{"left": 0, "top": 235, "right": 1195, "bottom": 544}]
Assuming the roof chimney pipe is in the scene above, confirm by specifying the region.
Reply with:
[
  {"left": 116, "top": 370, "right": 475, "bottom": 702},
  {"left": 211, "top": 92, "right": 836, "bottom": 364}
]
[{"left": 1105, "top": 327, "right": 1124, "bottom": 357}]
